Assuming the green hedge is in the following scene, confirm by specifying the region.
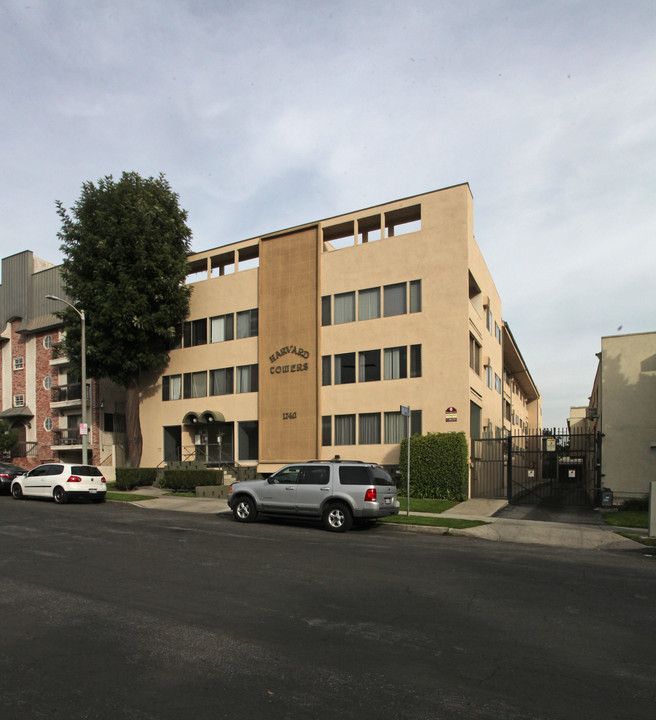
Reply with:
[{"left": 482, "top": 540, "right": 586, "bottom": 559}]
[
  {"left": 399, "top": 431, "right": 468, "bottom": 501},
  {"left": 115, "top": 467, "right": 157, "bottom": 491},
  {"left": 160, "top": 468, "right": 223, "bottom": 492}
]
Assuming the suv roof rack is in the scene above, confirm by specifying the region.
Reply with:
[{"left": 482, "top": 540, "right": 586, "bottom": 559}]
[{"left": 306, "top": 458, "right": 369, "bottom": 464}]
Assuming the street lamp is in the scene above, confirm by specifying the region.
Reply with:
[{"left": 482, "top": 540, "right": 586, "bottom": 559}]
[{"left": 46, "top": 295, "right": 88, "bottom": 465}]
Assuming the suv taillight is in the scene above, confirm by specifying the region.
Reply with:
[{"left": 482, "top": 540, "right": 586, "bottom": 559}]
[
  {"left": 67, "top": 475, "right": 82, "bottom": 483},
  {"left": 364, "top": 488, "right": 377, "bottom": 502}
]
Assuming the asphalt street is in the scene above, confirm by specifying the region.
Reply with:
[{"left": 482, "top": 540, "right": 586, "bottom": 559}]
[{"left": 1, "top": 496, "right": 655, "bottom": 720}]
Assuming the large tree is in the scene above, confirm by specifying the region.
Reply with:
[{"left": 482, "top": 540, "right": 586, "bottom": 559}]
[{"left": 57, "top": 172, "right": 192, "bottom": 466}]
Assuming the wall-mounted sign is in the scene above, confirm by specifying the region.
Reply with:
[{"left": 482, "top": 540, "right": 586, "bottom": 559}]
[
  {"left": 528, "top": 469, "right": 535, "bottom": 478},
  {"left": 545, "top": 437, "right": 556, "bottom": 452},
  {"left": 445, "top": 406, "right": 458, "bottom": 422},
  {"left": 568, "top": 469, "right": 576, "bottom": 478},
  {"left": 268, "top": 345, "right": 310, "bottom": 375}
]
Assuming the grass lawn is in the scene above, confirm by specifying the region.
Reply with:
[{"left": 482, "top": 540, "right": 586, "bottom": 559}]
[
  {"left": 618, "top": 532, "right": 656, "bottom": 547},
  {"left": 603, "top": 511, "right": 648, "bottom": 529},
  {"left": 397, "top": 497, "right": 459, "bottom": 513}
]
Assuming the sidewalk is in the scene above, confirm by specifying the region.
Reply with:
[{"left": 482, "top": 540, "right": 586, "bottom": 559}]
[{"left": 116, "top": 489, "right": 644, "bottom": 551}]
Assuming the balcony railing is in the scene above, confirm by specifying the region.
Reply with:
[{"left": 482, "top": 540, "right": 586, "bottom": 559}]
[
  {"left": 51, "top": 429, "right": 82, "bottom": 446},
  {"left": 7, "top": 442, "right": 38, "bottom": 458},
  {"left": 51, "top": 384, "right": 82, "bottom": 403}
]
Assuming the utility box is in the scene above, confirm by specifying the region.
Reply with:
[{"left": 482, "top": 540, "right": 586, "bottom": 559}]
[{"left": 600, "top": 488, "right": 614, "bottom": 508}]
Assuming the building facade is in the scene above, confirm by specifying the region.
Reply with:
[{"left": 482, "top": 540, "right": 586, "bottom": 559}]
[
  {"left": 576, "top": 331, "right": 656, "bottom": 500},
  {"left": 0, "top": 251, "right": 125, "bottom": 470},
  {"left": 139, "top": 184, "right": 541, "bottom": 479}
]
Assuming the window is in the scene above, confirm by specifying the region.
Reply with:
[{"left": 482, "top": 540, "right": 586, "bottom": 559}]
[
  {"left": 359, "top": 413, "right": 381, "bottom": 444},
  {"left": 183, "top": 319, "right": 207, "bottom": 347},
  {"left": 103, "top": 413, "right": 114, "bottom": 432},
  {"left": 13, "top": 357, "right": 24, "bottom": 371},
  {"left": 210, "top": 314, "right": 234, "bottom": 343},
  {"left": 13, "top": 394, "right": 25, "bottom": 407},
  {"left": 43, "top": 375, "right": 53, "bottom": 390},
  {"left": 183, "top": 371, "right": 207, "bottom": 399},
  {"left": 469, "top": 334, "right": 481, "bottom": 375},
  {"left": 209, "top": 367, "right": 234, "bottom": 396},
  {"left": 322, "top": 416, "right": 332, "bottom": 446},
  {"left": 495, "top": 373, "right": 502, "bottom": 393},
  {"left": 301, "top": 466, "right": 330, "bottom": 485},
  {"left": 410, "top": 280, "right": 422, "bottom": 313},
  {"left": 487, "top": 365, "right": 493, "bottom": 389},
  {"left": 44, "top": 417, "right": 53, "bottom": 432},
  {"left": 334, "top": 292, "right": 355, "bottom": 324},
  {"left": 384, "top": 283, "right": 407, "bottom": 317},
  {"left": 358, "top": 287, "right": 380, "bottom": 321},
  {"left": 486, "top": 308, "right": 493, "bottom": 333},
  {"left": 411, "top": 410, "right": 422, "bottom": 436},
  {"left": 43, "top": 335, "right": 53, "bottom": 349},
  {"left": 236, "top": 364, "right": 258, "bottom": 393},
  {"left": 358, "top": 350, "right": 380, "bottom": 382},
  {"left": 384, "top": 411, "right": 404, "bottom": 444},
  {"left": 162, "top": 374, "right": 182, "bottom": 401},
  {"left": 383, "top": 346, "right": 407, "bottom": 380},
  {"left": 334, "top": 353, "right": 356, "bottom": 384},
  {"left": 335, "top": 414, "right": 356, "bottom": 445},
  {"left": 236, "top": 309, "right": 258, "bottom": 339},
  {"left": 321, "top": 296, "right": 331, "bottom": 326},
  {"left": 322, "top": 356, "right": 331, "bottom": 386},
  {"left": 495, "top": 321, "right": 502, "bottom": 344},
  {"left": 410, "top": 345, "right": 422, "bottom": 378}
]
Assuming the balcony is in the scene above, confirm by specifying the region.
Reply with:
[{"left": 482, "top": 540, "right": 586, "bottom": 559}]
[
  {"left": 50, "top": 384, "right": 83, "bottom": 410},
  {"left": 51, "top": 429, "right": 83, "bottom": 450}
]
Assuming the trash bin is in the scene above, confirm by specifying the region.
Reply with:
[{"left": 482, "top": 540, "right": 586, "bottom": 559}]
[{"left": 600, "top": 488, "right": 614, "bottom": 508}]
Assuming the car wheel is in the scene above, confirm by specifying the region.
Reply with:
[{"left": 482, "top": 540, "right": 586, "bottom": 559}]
[
  {"left": 323, "top": 503, "right": 353, "bottom": 533},
  {"left": 233, "top": 496, "right": 257, "bottom": 523},
  {"left": 53, "top": 486, "right": 68, "bottom": 504},
  {"left": 11, "top": 483, "right": 23, "bottom": 499}
]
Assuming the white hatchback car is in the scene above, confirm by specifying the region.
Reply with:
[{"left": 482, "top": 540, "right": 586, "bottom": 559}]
[{"left": 11, "top": 463, "right": 107, "bottom": 504}]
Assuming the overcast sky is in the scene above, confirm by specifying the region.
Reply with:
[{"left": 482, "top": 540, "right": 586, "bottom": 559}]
[{"left": 1, "top": 0, "right": 654, "bottom": 427}]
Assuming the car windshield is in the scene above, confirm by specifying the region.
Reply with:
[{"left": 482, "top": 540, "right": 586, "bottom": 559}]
[{"left": 71, "top": 465, "right": 103, "bottom": 476}]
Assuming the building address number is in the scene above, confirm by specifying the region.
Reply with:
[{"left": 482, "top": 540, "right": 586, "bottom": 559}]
[{"left": 282, "top": 412, "right": 297, "bottom": 420}]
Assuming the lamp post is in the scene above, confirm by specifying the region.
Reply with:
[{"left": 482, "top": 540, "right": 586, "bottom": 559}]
[{"left": 46, "top": 295, "right": 88, "bottom": 465}]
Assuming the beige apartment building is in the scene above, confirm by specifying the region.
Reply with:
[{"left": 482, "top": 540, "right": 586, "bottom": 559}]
[
  {"left": 139, "top": 183, "right": 541, "bottom": 478},
  {"left": 574, "top": 331, "right": 656, "bottom": 500}
]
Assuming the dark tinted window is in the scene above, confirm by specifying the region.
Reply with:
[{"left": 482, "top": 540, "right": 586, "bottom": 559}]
[
  {"left": 71, "top": 465, "right": 102, "bottom": 476},
  {"left": 46, "top": 465, "right": 65, "bottom": 476},
  {"left": 338, "top": 466, "right": 371, "bottom": 485},
  {"left": 271, "top": 466, "right": 303, "bottom": 484},
  {"left": 301, "top": 467, "right": 330, "bottom": 485},
  {"left": 371, "top": 467, "right": 395, "bottom": 486}
]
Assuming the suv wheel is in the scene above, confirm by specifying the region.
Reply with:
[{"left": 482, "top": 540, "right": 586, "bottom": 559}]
[
  {"left": 233, "top": 496, "right": 258, "bottom": 523},
  {"left": 323, "top": 503, "right": 353, "bottom": 533}
]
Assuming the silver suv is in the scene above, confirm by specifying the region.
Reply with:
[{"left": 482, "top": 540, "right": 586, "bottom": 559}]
[{"left": 228, "top": 460, "right": 399, "bottom": 532}]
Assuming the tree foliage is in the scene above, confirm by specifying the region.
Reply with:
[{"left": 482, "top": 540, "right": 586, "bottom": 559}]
[
  {"left": 56, "top": 172, "right": 192, "bottom": 465},
  {"left": 0, "top": 420, "right": 18, "bottom": 456}
]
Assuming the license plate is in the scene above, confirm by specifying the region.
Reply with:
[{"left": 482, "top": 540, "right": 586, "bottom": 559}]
[
  {"left": 89, "top": 488, "right": 97, "bottom": 494},
  {"left": 385, "top": 497, "right": 391, "bottom": 504}
]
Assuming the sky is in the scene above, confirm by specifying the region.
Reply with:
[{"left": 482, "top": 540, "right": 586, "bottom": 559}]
[{"left": 1, "top": 0, "right": 654, "bottom": 428}]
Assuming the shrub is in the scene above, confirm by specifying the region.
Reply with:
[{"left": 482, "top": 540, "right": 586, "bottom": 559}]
[
  {"left": 115, "top": 467, "right": 157, "bottom": 490},
  {"left": 399, "top": 431, "right": 468, "bottom": 501},
  {"left": 160, "top": 468, "right": 223, "bottom": 492},
  {"left": 620, "top": 496, "right": 648, "bottom": 512}
]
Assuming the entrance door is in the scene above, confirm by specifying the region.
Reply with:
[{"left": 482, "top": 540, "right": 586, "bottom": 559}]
[{"left": 163, "top": 426, "right": 182, "bottom": 462}]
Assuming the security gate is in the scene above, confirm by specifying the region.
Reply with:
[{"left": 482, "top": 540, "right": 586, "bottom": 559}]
[{"left": 471, "top": 429, "right": 602, "bottom": 506}]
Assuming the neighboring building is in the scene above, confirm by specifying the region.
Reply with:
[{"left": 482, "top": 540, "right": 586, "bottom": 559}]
[
  {"left": 139, "top": 183, "right": 541, "bottom": 481},
  {"left": 575, "top": 331, "right": 656, "bottom": 501},
  {"left": 0, "top": 251, "right": 125, "bottom": 470}
]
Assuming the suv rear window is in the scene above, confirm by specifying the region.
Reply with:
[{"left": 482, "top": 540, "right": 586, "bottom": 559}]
[
  {"left": 371, "top": 467, "right": 395, "bottom": 486},
  {"left": 338, "top": 466, "right": 372, "bottom": 485},
  {"left": 71, "top": 465, "right": 103, "bottom": 476}
]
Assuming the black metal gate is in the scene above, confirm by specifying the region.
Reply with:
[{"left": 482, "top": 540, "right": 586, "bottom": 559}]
[{"left": 471, "top": 429, "right": 602, "bottom": 506}]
